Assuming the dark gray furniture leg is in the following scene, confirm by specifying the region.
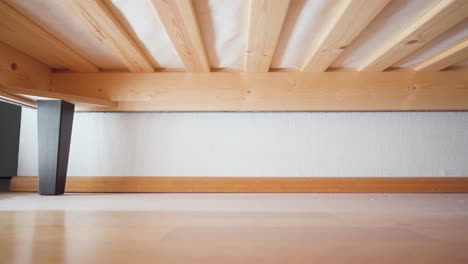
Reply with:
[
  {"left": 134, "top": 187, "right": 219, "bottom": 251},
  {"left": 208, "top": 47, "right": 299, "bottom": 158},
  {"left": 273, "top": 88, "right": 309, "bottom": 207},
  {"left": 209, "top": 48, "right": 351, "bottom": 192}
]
[
  {"left": 0, "top": 101, "right": 22, "bottom": 192},
  {"left": 37, "top": 100, "right": 74, "bottom": 195},
  {"left": 0, "top": 178, "right": 11, "bottom": 192}
]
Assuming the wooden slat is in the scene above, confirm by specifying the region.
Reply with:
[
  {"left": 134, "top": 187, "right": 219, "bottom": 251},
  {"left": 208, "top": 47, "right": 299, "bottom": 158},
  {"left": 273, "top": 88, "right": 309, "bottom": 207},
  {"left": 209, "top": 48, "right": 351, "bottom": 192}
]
[
  {"left": 0, "top": 1, "right": 99, "bottom": 72},
  {"left": 151, "top": 0, "right": 209, "bottom": 72},
  {"left": 301, "top": 0, "right": 390, "bottom": 72},
  {"left": 0, "top": 86, "right": 116, "bottom": 108},
  {"left": 414, "top": 38, "right": 468, "bottom": 71},
  {"left": 0, "top": 42, "right": 51, "bottom": 92},
  {"left": 0, "top": 90, "right": 36, "bottom": 108},
  {"left": 246, "top": 0, "right": 290, "bottom": 72},
  {"left": 9, "top": 176, "right": 468, "bottom": 193},
  {"left": 358, "top": 0, "right": 468, "bottom": 72},
  {"left": 0, "top": 42, "right": 114, "bottom": 107},
  {"left": 66, "top": 0, "right": 156, "bottom": 72},
  {"left": 49, "top": 71, "right": 468, "bottom": 111}
]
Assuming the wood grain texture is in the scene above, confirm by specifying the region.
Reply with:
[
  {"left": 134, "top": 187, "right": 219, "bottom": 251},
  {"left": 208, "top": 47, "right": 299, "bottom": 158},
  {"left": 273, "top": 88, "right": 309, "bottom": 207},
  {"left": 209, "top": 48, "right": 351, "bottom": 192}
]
[
  {"left": 2, "top": 196, "right": 468, "bottom": 264},
  {"left": 151, "top": 0, "right": 209, "bottom": 72},
  {"left": 0, "top": 90, "right": 36, "bottom": 108},
  {"left": 0, "top": 1, "right": 99, "bottom": 72},
  {"left": 66, "top": 0, "right": 156, "bottom": 72},
  {"left": 246, "top": 0, "right": 290, "bottom": 72},
  {"left": 358, "top": 0, "right": 468, "bottom": 72},
  {"left": 301, "top": 0, "right": 390, "bottom": 72},
  {"left": 0, "top": 193, "right": 468, "bottom": 264},
  {"left": 415, "top": 38, "right": 468, "bottom": 71},
  {"left": 1, "top": 43, "right": 115, "bottom": 107},
  {"left": 9, "top": 176, "right": 468, "bottom": 193},
  {"left": 0, "top": 42, "right": 51, "bottom": 93},
  {"left": 0, "top": 86, "right": 116, "bottom": 108},
  {"left": 49, "top": 71, "right": 468, "bottom": 111}
]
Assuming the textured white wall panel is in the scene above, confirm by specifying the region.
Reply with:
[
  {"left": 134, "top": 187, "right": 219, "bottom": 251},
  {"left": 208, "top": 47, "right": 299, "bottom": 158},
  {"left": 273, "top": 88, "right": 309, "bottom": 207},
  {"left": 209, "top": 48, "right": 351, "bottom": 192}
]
[{"left": 18, "top": 108, "right": 468, "bottom": 177}]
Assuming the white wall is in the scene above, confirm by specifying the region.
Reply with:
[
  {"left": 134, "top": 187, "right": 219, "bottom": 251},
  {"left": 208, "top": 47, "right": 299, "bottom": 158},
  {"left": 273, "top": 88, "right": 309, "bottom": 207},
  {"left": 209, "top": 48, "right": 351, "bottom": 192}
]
[{"left": 18, "top": 107, "right": 468, "bottom": 177}]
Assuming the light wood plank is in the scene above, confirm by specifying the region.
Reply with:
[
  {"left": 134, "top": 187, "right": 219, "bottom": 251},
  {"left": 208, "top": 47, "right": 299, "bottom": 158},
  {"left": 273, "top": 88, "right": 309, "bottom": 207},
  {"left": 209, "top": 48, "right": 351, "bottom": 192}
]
[
  {"left": 246, "top": 0, "right": 290, "bottom": 72},
  {"left": 0, "top": 90, "right": 36, "bottom": 108},
  {"left": 0, "top": 1, "right": 99, "bottom": 72},
  {"left": 66, "top": 0, "right": 156, "bottom": 72},
  {"left": 9, "top": 176, "right": 468, "bottom": 193},
  {"left": 49, "top": 71, "right": 468, "bottom": 111},
  {"left": 0, "top": 86, "right": 116, "bottom": 108},
  {"left": 301, "top": 0, "right": 390, "bottom": 72},
  {"left": 358, "top": 0, "right": 468, "bottom": 72},
  {"left": 2, "top": 201, "right": 468, "bottom": 264},
  {"left": 0, "top": 42, "right": 51, "bottom": 92},
  {"left": 151, "top": 0, "right": 209, "bottom": 72},
  {"left": 414, "top": 38, "right": 468, "bottom": 71},
  {"left": 0, "top": 42, "right": 113, "bottom": 107},
  {"left": 4, "top": 199, "right": 468, "bottom": 264}
]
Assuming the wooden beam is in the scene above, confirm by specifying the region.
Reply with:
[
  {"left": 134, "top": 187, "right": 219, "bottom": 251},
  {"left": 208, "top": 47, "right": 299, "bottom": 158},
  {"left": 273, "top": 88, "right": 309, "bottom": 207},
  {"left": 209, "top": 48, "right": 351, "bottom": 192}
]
[
  {"left": 358, "top": 0, "right": 468, "bottom": 72},
  {"left": 49, "top": 71, "right": 468, "bottom": 111},
  {"left": 65, "top": 0, "right": 156, "bottom": 72},
  {"left": 0, "top": 86, "right": 116, "bottom": 108},
  {"left": 9, "top": 176, "right": 468, "bottom": 193},
  {"left": 0, "top": 42, "right": 51, "bottom": 92},
  {"left": 246, "top": 0, "right": 290, "bottom": 72},
  {"left": 0, "top": 1, "right": 99, "bottom": 72},
  {"left": 151, "top": 0, "right": 210, "bottom": 72},
  {"left": 414, "top": 38, "right": 468, "bottom": 71},
  {"left": 301, "top": 0, "right": 390, "bottom": 72},
  {"left": 0, "top": 42, "right": 114, "bottom": 107},
  {"left": 0, "top": 90, "right": 36, "bottom": 108}
]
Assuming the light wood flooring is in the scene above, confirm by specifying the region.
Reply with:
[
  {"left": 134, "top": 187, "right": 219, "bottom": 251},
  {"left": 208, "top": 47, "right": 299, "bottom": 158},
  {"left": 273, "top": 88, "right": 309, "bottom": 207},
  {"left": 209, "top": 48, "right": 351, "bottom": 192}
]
[{"left": 1, "top": 193, "right": 468, "bottom": 264}]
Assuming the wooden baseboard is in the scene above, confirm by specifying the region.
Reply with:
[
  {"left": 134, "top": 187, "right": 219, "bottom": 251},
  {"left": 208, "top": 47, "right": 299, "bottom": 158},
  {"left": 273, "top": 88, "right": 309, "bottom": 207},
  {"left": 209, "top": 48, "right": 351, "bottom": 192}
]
[{"left": 9, "top": 176, "right": 468, "bottom": 193}]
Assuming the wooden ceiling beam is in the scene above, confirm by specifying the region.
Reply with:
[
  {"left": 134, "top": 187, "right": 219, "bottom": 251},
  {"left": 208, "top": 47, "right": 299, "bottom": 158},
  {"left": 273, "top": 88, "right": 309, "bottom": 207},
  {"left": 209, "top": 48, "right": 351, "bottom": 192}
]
[
  {"left": 414, "top": 38, "right": 468, "bottom": 71},
  {"left": 66, "top": 0, "right": 156, "bottom": 72},
  {"left": 358, "top": 0, "right": 468, "bottom": 72},
  {"left": 0, "top": 42, "right": 114, "bottom": 107},
  {"left": 49, "top": 71, "right": 468, "bottom": 112},
  {"left": 0, "top": 1, "right": 99, "bottom": 72},
  {"left": 151, "top": 0, "right": 210, "bottom": 72},
  {"left": 246, "top": 0, "right": 290, "bottom": 72},
  {"left": 301, "top": 0, "right": 390, "bottom": 72}
]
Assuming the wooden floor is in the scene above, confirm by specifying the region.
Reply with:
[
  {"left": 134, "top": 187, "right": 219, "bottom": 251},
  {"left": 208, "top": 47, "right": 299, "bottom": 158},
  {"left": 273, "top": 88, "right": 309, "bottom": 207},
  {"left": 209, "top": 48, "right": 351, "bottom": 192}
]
[{"left": 1, "top": 193, "right": 468, "bottom": 264}]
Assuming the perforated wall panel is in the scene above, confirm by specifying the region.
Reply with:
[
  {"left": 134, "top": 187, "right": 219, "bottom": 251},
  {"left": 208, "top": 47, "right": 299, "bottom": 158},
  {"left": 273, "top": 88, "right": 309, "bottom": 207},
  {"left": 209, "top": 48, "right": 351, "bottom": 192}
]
[{"left": 18, "top": 108, "right": 468, "bottom": 176}]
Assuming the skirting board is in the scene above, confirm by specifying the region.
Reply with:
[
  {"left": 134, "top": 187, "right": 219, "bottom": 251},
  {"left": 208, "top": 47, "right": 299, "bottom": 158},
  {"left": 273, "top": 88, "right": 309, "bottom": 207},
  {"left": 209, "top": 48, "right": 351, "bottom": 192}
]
[{"left": 9, "top": 177, "right": 468, "bottom": 193}]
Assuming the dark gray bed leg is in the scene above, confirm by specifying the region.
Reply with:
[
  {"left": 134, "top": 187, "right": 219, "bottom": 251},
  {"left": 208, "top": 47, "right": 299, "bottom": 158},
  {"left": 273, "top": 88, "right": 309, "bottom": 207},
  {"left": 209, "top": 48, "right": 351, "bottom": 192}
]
[
  {"left": 0, "top": 178, "right": 12, "bottom": 192},
  {"left": 37, "top": 100, "right": 74, "bottom": 195},
  {"left": 0, "top": 101, "right": 21, "bottom": 192}
]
